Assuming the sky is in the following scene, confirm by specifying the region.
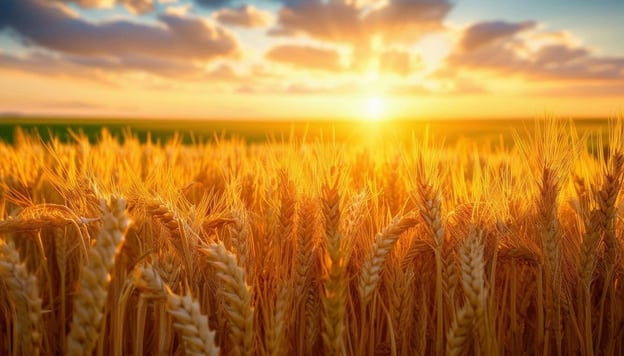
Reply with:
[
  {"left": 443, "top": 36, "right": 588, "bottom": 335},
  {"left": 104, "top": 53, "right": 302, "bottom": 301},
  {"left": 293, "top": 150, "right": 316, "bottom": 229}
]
[{"left": 0, "top": 0, "right": 622, "bottom": 120}]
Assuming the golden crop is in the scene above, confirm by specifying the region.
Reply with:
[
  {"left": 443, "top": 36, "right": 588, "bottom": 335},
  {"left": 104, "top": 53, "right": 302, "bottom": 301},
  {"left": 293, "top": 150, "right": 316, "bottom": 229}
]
[{"left": 0, "top": 120, "right": 623, "bottom": 355}]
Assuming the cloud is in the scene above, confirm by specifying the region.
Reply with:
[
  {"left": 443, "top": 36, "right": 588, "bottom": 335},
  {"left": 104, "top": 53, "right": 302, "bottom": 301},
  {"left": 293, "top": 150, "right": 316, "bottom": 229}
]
[
  {"left": 274, "top": 0, "right": 453, "bottom": 45},
  {"left": 444, "top": 20, "right": 624, "bottom": 82},
  {"left": 266, "top": 44, "right": 342, "bottom": 71},
  {"left": 204, "top": 63, "right": 243, "bottom": 81},
  {"left": 213, "top": 4, "right": 272, "bottom": 28},
  {"left": 195, "top": 0, "right": 234, "bottom": 9},
  {"left": 0, "top": 0, "right": 240, "bottom": 61},
  {"left": 123, "top": 0, "right": 153, "bottom": 13},
  {"left": 533, "top": 45, "right": 590, "bottom": 66},
  {"left": 236, "top": 81, "right": 360, "bottom": 95},
  {"left": 0, "top": 51, "right": 120, "bottom": 85},
  {"left": 53, "top": 0, "right": 154, "bottom": 14},
  {"left": 67, "top": 53, "right": 206, "bottom": 78},
  {"left": 389, "top": 84, "right": 432, "bottom": 96},
  {"left": 274, "top": 1, "right": 360, "bottom": 43},
  {"left": 364, "top": 0, "right": 453, "bottom": 42},
  {"left": 1, "top": 47, "right": 256, "bottom": 96},
  {"left": 459, "top": 20, "right": 536, "bottom": 51},
  {"left": 0, "top": 49, "right": 247, "bottom": 86},
  {"left": 164, "top": 3, "right": 192, "bottom": 15},
  {"left": 41, "top": 100, "right": 109, "bottom": 110},
  {"left": 390, "top": 78, "right": 485, "bottom": 96},
  {"left": 379, "top": 48, "right": 422, "bottom": 76},
  {"left": 535, "top": 83, "right": 624, "bottom": 97}
]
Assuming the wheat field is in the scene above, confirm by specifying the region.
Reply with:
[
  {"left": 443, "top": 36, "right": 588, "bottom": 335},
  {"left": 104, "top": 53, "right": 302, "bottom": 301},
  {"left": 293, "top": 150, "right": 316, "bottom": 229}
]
[{"left": 0, "top": 119, "right": 623, "bottom": 355}]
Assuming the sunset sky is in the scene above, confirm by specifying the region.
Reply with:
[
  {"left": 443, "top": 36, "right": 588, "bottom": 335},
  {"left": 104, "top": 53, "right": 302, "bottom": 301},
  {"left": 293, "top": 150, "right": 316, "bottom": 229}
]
[{"left": 0, "top": 0, "right": 622, "bottom": 120}]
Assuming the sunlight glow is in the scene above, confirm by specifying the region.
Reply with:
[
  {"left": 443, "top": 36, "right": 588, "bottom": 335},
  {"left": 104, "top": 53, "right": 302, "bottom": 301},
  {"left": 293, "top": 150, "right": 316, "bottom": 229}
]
[{"left": 365, "top": 96, "right": 385, "bottom": 121}]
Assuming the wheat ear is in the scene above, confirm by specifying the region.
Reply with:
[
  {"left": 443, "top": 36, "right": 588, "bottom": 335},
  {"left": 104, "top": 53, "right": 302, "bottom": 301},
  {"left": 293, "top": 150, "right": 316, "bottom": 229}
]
[
  {"left": 321, "top": 176, "right": 346, "bottom": 355},
  {"left": 147, "top": 199, "right": 182, "bottom": 239},
  {"left": 446, "top": 304, "right": 475, "bottom": 356},
  {"left": 277, "top": 168, "right": 296, "bottom": 247},
  {"left": 202, "top": 242, "right": 254, "bottom": 356},
  {"left": 601, "top": 144, "right": 624, "bottom": 269},
  {"left": 414, "top": 154, "right": 446, "bottom": 355},
  {"left": 133, "top": 265, "right": 220, "bottom": 356},
  {"left": 592, "top": 150, "right": 624, "bottom": 353},
  {"left": 267, "top": 284, "right": 289, "bottom": 356},
  {"left": 230, "top": 209, "right": 251, "bottom": 275},
  {"left": 168, "top": 294, "right": 220, "bottom": 356},
  {"left": 358, "top": 214, "right": 418, "bottom": 304},
  {"left": 0, "top": 239, "right": 42, "bottom": 356},
  {"left": 294, "top": 197, "right": 317, "bottom": 298},
  {"left": 0, "top": 203, "right": 81, "bottom": 233},
  {"left": 66, "top": 197, "right": 130, "bottom": 356},
  {"left": 305, "top": 284, "right": 322, "bottom": 353},
  {"left": 459, "top": 231, "right": 494, "bottom": 354}
]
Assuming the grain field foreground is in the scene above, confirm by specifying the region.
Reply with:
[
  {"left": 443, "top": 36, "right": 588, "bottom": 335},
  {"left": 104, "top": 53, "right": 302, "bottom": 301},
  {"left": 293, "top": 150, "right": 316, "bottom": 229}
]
[{"left": 1, "top": 120, "right": 624, "bottom": 355}]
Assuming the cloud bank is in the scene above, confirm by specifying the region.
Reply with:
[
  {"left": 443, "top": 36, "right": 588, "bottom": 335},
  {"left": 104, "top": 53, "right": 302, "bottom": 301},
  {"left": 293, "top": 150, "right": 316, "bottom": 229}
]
[{"left": 1, "top": 0, "right": 623, "bottom": 99}]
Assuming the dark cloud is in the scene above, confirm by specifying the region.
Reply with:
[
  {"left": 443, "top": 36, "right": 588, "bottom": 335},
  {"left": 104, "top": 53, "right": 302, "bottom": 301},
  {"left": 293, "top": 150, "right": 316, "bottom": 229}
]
[
  {"left": 0, "top": 51, "right": 120, "bottom": 85},
  {"left": 66, "top": 54, "right": 206, "bottom": 78},
  {"left": 274, "top": 0, "right": 453, "bottom": 45},
  {"left": 459, "top": 20, "right": 535, "bottom": 51},
  {"left": 0, "top": 0, "right": 240, "bottom": 61},
  {"left": 266, "top": 44, "right": 342, "bottom": 71},
  {"left": 445, "top": 20, "right": 624, "bottom": 82},
  {"left": 195, "top": 0, "right": 235, "bottom": 9},
  {"left": 213, "top": 4, "right": 272, "bottom": 28},
  {"left": 0, "top": 50, "right": 242, "bottom": 85},
  {"left": 275, "top": 1, "right": 361, "bottom": 43},
  {"left": 533, "top": 45, "right": 590, "bottom": 65},
  {"left": 365, "top": 0, "right": 453, "bottom": 41}
]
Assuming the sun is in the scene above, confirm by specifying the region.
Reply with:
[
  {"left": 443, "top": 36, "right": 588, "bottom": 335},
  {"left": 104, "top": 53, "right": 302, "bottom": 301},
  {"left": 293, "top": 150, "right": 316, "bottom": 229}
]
[{"left": 365, "top": 96, "right": 386, "bottom": 121}]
